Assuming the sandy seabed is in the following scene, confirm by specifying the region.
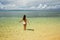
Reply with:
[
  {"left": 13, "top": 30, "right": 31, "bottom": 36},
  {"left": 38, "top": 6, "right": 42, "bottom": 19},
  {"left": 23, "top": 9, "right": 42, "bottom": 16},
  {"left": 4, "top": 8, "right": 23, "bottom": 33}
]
[
  {"left": 0, "top": 17, "right": 60, "bottom": 40},
  {"left": 0, "top": 24, "right": 60, "bottom": 40}
]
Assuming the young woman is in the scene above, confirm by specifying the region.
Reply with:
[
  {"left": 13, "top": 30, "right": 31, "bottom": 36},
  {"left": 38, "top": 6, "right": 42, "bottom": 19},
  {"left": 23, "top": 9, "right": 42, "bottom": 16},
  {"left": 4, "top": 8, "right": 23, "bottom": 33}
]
[{"left": 19, "top": 15, "right": 27, "bottom": 30}]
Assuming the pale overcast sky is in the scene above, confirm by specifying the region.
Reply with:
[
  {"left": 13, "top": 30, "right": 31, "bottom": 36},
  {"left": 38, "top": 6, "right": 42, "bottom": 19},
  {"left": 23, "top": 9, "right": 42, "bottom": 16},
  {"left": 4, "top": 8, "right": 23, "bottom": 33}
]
[{"left": 0, "top": 0, "right": 60, "bottom": 10}]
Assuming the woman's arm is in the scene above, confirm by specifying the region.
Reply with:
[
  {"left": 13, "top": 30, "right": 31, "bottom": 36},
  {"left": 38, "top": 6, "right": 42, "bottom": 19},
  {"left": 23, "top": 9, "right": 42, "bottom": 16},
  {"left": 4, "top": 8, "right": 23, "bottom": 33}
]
[
  {"left": 27, "top": 19, "right": 30, "bottom": 25},
  {"left": 19, "top": 19, "right": 23, "bottom": 23}
]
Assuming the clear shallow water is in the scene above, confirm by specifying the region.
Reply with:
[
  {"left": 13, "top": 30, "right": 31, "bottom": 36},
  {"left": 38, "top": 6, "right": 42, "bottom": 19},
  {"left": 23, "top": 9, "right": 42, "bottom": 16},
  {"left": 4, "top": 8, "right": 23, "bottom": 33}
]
[{"left": 0, "top": 17, "right": 60, "bottom": 40}]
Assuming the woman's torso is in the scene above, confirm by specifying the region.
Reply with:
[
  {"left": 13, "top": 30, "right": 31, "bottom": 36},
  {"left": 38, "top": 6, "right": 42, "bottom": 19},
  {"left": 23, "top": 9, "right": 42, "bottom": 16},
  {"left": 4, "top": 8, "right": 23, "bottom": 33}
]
[{"left": 23, "top": 20, "right": 27, "bottom": 24}]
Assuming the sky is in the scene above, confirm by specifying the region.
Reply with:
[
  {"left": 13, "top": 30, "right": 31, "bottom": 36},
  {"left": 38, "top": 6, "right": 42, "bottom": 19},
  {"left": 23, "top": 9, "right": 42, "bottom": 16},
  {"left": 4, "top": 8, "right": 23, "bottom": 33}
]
[{"left": 0, "top": 0, "right": 60, "bottom": 10}]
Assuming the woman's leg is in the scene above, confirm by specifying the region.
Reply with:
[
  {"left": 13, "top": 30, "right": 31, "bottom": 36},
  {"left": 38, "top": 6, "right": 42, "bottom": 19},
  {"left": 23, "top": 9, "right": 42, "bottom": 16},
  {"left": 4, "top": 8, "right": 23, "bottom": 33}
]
[{"left": 24, "top": 24, "right": 26, "bottom": 30}]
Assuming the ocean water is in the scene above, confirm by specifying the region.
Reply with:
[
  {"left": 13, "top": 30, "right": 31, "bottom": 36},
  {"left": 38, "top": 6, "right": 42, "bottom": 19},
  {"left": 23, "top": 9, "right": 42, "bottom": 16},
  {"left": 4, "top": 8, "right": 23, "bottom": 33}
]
[{"left": 0, "top": 10, "right": 60, "bottom": 17}]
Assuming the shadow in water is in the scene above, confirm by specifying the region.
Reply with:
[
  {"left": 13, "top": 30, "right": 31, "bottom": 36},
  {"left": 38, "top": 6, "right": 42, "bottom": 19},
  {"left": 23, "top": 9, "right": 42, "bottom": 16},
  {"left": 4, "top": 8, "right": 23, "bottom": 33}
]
[{"left": 27, "top": 29, "right": 34, "bottom": 31}]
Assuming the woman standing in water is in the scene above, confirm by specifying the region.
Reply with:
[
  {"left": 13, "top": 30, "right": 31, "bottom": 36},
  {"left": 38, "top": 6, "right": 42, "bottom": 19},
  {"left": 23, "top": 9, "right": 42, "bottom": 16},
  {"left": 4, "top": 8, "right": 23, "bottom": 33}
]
[{"left": 19, "top": 15, "right": 27, "bottom": 30}]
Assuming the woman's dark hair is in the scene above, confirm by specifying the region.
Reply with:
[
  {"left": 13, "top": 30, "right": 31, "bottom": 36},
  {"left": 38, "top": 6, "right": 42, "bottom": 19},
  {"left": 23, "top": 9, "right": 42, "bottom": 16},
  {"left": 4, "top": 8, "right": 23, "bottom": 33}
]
[{"left": 23, "top": 15, "right": 26, "bottom": 20}]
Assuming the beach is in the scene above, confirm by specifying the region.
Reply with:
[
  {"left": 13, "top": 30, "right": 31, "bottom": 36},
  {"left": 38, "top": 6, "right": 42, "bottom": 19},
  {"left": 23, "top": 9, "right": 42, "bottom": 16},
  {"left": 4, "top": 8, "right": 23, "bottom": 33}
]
[{"left": 0, "top": 17, "right": 60, "bottom": 40}]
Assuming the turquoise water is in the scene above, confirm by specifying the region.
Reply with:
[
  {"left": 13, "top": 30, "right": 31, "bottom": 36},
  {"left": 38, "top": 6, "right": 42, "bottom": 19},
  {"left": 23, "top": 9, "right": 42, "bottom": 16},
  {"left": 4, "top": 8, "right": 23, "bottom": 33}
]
[{"left": 0, "top": 10, "right": 60, "bottom": 17}]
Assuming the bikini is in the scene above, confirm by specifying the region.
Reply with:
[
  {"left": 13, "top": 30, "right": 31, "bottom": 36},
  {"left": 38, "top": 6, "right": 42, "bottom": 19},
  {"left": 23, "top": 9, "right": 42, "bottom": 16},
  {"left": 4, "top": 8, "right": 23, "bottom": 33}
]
[{"left": 23, "top": 21, "right": 26, "bottom": 24}]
